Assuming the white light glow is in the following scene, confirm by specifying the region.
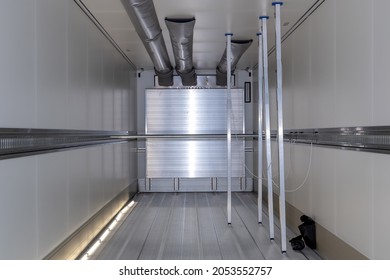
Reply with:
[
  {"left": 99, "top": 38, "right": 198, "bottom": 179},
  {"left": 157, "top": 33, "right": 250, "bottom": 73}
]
[
  {"left": 86, "top": 240, "right": 101, "bottom": 257},
  {"left": 79, "top": 200, "right": 136, "bottom": 260},
  {"left": 115, "top": 212, "right": 124, "bottom": 221},
  {"left": 99, "top": 229, "right": 111, "bottom": 242},
  {"left": 108, "top": 220, "right": 118, "bottom": 231}
]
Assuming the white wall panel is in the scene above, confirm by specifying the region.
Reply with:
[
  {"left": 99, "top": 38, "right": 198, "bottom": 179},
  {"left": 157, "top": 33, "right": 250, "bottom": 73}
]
[
  {"left": 137, "top": 70, "right": 155, "bottom": 134},
  {"left": 68, "top": 149, "right": 89, "bottom": 233},
  {"left": 0, "top": 1, "right": 35, "bottom": 128},
  {"left": 309, "top": 0, "right": 336, "bottom": 128},
  {"left": 68, "top": 3, "right": 88, "bottom": 130},
  {"left": 266, "top": 0, "right": 384, "bottom": 259},
  {"left": 310, "top": 146, "right": 336, "bottom": 232},
  {"left": 102, "top": 51, "right": 115, "bottom": 131},
  {"left": 103, "top": 144, "right": 115, "bottom": 201},
  {"left": 114, "top": 143, "right": 124, "bottom": 193},
  {"left": 0, "top": 157, "right": 37, "bottom": 259},
  {"left": 0, "top": 0, "right": 136, "bottom": 259},
  {"left": 37, "top": 152, "right": 69, "bottom": 257},
  {"left": 373, "top": 0, "right": 390, "bottom": 125},
  {"left": 129, "top": 71, "right": 138, "bottom": 132},
  {"left": 88, "top": 146, "right": 105, "bottom": 216},
  {"left": 290, "top": 21, "right": 311, "bottom": 129},
  {"left": 334, "top": 150, "right": 372, "bottom": 258},
  {"left": 36, "top": 0, "right": 68, "bottom": 129},
  {"left": 371, "top": 0, "right": 390, "bottom": 257},
  {"left": 113, "top": 61, "right": 124, "bottom": 131},
  {"left": 87, "top": 24, "right": 104, "bottom": 130},
  {"left": 334, "top": 0, "right": 373, "bottom": 127},
  {"left": 285, "top": 144, "right": 312, "bottom": 215},
  {"left": 372, "top": 154, "right": 390, "bottom": 259}
]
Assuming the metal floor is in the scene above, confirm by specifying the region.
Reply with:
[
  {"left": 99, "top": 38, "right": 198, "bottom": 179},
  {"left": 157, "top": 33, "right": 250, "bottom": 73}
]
[{"left": 95, "top": 192, "right": 321, "bottom": 260}]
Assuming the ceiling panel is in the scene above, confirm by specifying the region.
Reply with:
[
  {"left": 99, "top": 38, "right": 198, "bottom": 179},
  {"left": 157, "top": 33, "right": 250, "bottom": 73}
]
[{"left": 81, "top": 0, "right": 317, "bottom": 70}]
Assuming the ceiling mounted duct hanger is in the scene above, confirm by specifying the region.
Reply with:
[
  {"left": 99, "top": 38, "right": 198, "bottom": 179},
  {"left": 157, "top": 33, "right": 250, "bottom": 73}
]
[
  {"left": 165, "top": 17, "right": 197, "bottom": 86},
  {"left": 121, "top": 0, "right": 173, "bottom": 86},
  {"left": 216, "top": 39, "right": 253, "bottom": 86}
]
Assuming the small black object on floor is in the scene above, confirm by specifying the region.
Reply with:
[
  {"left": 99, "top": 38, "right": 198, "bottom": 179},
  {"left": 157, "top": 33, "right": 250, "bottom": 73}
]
[{"left": 289, "top": 215, "right": 316, "bottom": 251}]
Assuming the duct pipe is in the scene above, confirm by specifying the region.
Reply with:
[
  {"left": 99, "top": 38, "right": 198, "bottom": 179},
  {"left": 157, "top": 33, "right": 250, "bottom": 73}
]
[
  {"left": 216, "top": 39, "right": 253, "bottom": 86},
  {"left": 121, "top": 0, "right": 173, "bottom": 86},
  {"left": 165, "top": 17, "right": 197, "bottom": 86}
]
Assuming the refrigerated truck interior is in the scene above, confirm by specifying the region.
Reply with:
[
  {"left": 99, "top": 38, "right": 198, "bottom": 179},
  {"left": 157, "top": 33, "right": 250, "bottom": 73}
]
[{"left": 1, "top": 0, "right": 389, "bottom": 260}]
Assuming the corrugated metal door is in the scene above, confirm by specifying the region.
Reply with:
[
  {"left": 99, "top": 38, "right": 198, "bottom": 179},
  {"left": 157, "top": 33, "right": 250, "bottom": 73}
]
[{"left": 144, "top": 88, "right": 247, "bottom": 192}]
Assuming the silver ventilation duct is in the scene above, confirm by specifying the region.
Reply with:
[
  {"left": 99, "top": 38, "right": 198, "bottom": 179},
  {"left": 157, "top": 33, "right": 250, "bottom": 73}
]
[
  {"left": 216, "top": 39, "right": 253, "bottom": 86},
  {"left": 121, "top": 0, "right": 173, "bottom": 86},
  {"left": 165, "top": 17, "right": 197, "bottom": 86}
]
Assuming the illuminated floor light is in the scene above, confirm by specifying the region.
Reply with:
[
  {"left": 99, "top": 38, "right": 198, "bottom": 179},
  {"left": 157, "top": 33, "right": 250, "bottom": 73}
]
[
  {"left": 80, "top": 200, "right": 135, "bottom": 260},
  {"left": 86, "top": 240, "right": 101, "bottom": 257},
  {"left": 99, "top": 229, "right": 111, "bottom": 242},
  {"left": 108, "top": 220, "right": 118, "bottom": 231}
]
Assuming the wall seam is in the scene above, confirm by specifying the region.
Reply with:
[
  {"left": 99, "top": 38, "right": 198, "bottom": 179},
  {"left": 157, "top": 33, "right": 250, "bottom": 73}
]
[
  {"left": 370, "top": 0, "right": 375, "bottom": 259},
  {"left": 34, "top": 0, "right": 39, "bottom": 259},
  {"left": 332, "top": 0, "right": 337, "bottom": 236},
  {"left": 74, "top": 0, "right": 136, "bottom": 70}
]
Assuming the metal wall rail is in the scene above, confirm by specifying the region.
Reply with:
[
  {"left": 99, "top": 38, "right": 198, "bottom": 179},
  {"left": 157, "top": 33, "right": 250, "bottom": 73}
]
[
  {"left": 282, "top": 126, "right": 390, "bottom": 154},
  {"left": 0, "top": 128, "right": 132, "bottom": 160},
  {"left": 133, "top": 125, "right": 390, "bottom": 155},
  {"left": 4, "top": 125, "right": 390, "bottom": 160}
]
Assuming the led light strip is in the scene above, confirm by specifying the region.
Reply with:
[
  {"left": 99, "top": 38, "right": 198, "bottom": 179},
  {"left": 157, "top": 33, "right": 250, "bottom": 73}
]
[{"left": 80, "top": 200, "right": 136, "bottom": 260}]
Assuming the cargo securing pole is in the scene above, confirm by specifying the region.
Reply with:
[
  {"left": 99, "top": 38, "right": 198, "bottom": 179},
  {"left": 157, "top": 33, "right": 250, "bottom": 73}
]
[
  {"left": 260, "top": 16, "right": 274, "bottom": 240},
  {"left": 226, "top": 32, "right": 233, "bottom": 224},
  {"left": 257, "top": 31, "right": 264, "bottom": 224},
  {"left": 273, "top": 1, "right": 287, "bottom": 253}
]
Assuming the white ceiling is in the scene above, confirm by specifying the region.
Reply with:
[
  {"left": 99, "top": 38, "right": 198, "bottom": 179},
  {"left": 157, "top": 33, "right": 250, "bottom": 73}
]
[{"left": 81, "top": 0, "right": 316, "bottom": 70}]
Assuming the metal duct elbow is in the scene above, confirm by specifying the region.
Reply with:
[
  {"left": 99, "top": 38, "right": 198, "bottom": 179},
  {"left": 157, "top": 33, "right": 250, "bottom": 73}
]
[
  {"left": 216, "top": 39, "right": 253, "bottom": 86},
  {"left": 165, "top": 17, "right": 197, "bottom": 86},
  {"left": 121, "top": 0, "right": 173, "bottom": 86}
]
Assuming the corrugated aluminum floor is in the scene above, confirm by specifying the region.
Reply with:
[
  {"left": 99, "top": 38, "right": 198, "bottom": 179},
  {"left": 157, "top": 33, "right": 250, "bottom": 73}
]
[{"left": 95, "top": 192, "right": 321, "bottom": 260}]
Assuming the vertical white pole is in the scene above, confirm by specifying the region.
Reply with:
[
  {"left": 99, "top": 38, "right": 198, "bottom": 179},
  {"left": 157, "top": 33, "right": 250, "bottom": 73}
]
[
  {"left": 273, "top": 1, "right": 287, "bottom": 253},
  {"left": 260, "top": 16, "right": 274, "bottom": 240},
  {"left": 226, "top": 32, "right": 233, "bottom": 224},
  {"left": 257, "top": 31, "right": 264, "bottom": 224}
]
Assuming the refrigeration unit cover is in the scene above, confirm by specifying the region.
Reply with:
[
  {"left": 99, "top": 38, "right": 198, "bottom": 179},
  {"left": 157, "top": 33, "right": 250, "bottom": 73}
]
[{"left": 145, "top": 88, "right": 244, "bottom": 180}]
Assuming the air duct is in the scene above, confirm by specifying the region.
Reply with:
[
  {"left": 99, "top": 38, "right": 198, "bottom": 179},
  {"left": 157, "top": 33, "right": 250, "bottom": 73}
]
[
  {"left": 121, "top": 0, "right": 173, "bottom": 86},
  {"left": 216, "top": 39, "right": 253, "bottom": 86},
  {"left": 165, "top": 17, "right": 197, "bottom": 86}
]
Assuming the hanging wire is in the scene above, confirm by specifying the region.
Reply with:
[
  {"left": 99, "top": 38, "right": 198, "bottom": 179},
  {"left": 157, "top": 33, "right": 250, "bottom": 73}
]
[{"left": 271, "top": 141, "right": 313, "bottom": 193}]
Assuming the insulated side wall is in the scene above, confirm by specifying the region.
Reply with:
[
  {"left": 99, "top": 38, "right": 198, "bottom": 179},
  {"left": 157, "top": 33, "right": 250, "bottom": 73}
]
[
  {"left": 0, "top": 0, "right": 137, "bottom": 259},
  {"left": 266, "top": 0, "right": 390, "bottom": 259}
]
